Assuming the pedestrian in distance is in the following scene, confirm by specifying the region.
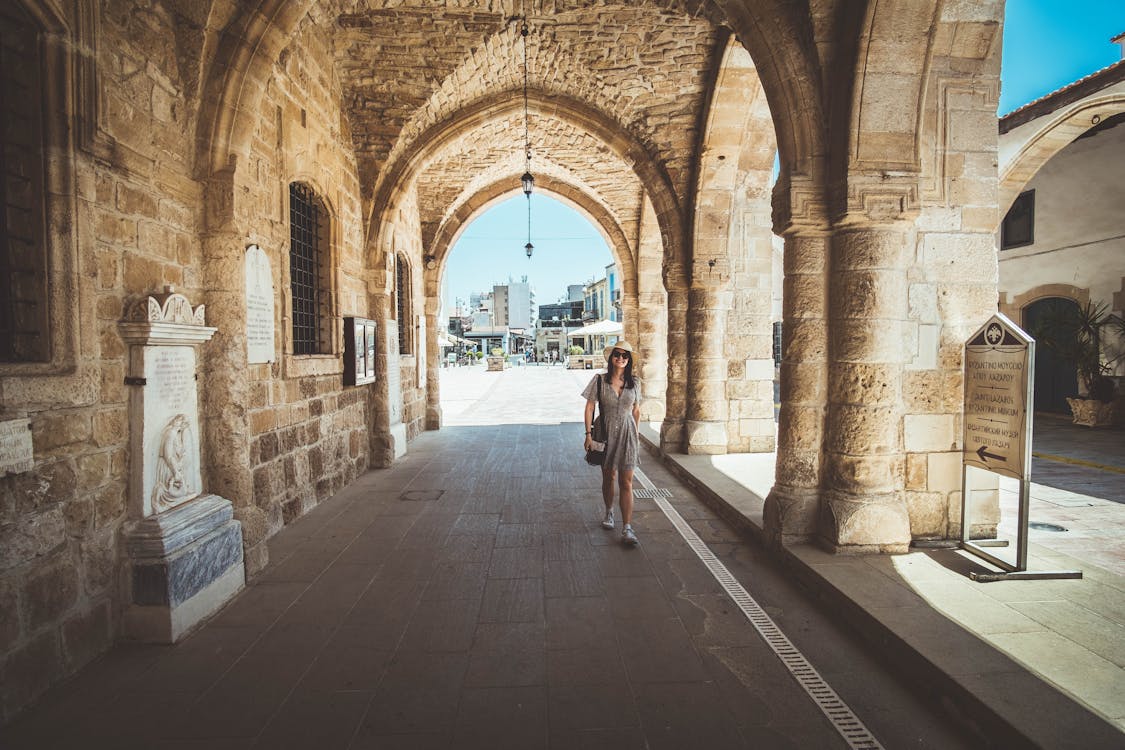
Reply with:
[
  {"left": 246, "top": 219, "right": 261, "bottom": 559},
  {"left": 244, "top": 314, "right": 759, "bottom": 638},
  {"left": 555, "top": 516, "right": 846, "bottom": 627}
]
[{"left": 581, "top": 340, "right": 642, "bottom": 545}]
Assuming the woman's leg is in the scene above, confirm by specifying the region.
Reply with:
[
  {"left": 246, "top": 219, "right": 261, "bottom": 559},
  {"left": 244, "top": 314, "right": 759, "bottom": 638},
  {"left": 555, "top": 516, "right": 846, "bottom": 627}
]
[
  {"left": 618, "top": 469, "right": 634, "bottom": 526},
  {"left": 601, "top": 466, "right": 616, "bottom": 515}
]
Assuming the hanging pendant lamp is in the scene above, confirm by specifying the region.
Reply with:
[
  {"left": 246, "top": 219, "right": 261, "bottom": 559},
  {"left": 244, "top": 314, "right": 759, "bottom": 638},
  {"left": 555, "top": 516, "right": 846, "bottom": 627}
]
[{"left": 520, "top": 16, "right": 534, "bottom": 259}]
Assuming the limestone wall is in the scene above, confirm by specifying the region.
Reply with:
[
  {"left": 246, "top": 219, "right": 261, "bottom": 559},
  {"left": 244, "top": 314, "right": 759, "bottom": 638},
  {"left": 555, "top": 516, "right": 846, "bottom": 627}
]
[
  {"left": 233, "top": 17, "right": 373, "bottom": 566},
  {"left": 0, "top": 0, "right": 202, "bottom": 721},
  {"left": 904, "top": 5, "right": 1004, "bottom": 539}
]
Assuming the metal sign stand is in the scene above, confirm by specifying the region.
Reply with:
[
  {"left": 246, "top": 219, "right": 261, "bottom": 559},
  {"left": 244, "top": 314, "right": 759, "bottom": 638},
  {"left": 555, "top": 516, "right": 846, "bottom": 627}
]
[{"left": 959, "top": 314, "right": 1081, "bottom": 583}]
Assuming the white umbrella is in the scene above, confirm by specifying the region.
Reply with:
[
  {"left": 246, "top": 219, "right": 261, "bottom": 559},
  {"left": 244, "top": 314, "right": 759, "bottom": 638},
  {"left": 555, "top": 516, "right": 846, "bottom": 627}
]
[{"left": 565, "top": 319, "right": 623, "bottom": 337}]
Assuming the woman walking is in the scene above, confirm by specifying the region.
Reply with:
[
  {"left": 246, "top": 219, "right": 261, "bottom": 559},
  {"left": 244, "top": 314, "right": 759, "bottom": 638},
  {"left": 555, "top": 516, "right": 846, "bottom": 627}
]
[{"left": 581, "top": 340, "right": 642, "bottom": 545}]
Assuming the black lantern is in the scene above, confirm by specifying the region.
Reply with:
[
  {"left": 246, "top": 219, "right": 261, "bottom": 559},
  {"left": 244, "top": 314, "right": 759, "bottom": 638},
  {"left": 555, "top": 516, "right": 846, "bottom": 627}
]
[{"left": 520, "top": 18, "right": 534, "bottom": 259}]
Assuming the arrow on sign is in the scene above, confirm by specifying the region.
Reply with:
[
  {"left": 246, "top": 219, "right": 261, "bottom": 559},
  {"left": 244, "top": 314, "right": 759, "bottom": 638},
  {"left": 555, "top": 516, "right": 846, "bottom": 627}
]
[{"left": 976, "top": 445, "right": 1005, "bottom": 463}]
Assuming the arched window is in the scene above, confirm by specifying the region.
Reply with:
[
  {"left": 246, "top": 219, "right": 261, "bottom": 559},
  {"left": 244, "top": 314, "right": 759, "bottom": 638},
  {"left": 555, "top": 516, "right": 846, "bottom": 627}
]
[
  {"left": 395, "top": 253, "right": 412, "bottom": 355},
  {"left": 289, "top": 183, "right": 331, "bottom": 355},
  {"left": 0, "top": 3, "right": 48, "bottom": 362}
]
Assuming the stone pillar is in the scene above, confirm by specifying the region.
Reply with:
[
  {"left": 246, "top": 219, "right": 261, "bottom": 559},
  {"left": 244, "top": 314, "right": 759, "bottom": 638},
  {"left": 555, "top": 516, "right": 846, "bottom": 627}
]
[
  {"left": 821, "top": 223, "right": 912, "bottom": 553},
  {"left": 660, "top": 283, "right": 688, "bottom": 452},
  {"left": 764, "top": 228, "right": 829, "bottom": 544},
  {"left": 685, "top": 286, "right": 730, "bottom": 454},
  {"left": 635, "top": 196, "right": 668, "bottom": 423},
  {"left": 424, "top": 284, "right": 442, "bottom": 431},
  {"left": 368, "top": 290, "right": 397, "bottom": 468},
  {"left": 200, "top": 168, "right": 260, "bottom": 571},
  {"left": 118, "top": 290, "right": 245, "bottom": 642}
]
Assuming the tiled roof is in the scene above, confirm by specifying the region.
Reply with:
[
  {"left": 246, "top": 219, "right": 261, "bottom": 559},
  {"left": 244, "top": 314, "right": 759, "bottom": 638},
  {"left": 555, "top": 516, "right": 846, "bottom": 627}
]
[{"left": 999, "top": 58, "right": 1125, "bottom": 133}]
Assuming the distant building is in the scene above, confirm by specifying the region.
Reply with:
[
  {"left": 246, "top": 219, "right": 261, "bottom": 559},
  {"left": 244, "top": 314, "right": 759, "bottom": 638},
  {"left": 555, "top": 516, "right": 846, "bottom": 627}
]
[
  {"left": 536, "top": 300, "right": 585, "bottom": 361},
  {"left": 996, "top": 39, "right": 1125, "bottom": 416}
]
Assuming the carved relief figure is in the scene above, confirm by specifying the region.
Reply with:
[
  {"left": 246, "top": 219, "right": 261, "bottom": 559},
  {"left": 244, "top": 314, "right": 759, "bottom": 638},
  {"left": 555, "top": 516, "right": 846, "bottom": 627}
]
[{"left": 152, "top": 414, "right": 198, "bottom": 512}]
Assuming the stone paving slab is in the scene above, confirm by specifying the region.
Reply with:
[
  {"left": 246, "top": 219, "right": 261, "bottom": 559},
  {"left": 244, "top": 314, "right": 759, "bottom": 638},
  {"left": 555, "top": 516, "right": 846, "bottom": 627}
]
[{"left": 639, "top": 417, "right": 1125, "bottom": 745}]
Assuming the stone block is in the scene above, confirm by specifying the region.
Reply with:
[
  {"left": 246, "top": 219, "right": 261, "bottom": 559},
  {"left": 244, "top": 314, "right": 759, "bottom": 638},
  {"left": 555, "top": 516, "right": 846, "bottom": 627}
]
[
  {"left": 75, "top": 452, "right": 110, "bottom": 492},
  {"left": 829, "top": 363, "right": 899, "bottom": 406},
  {"left": 0, "top": 631, "right": 61, "bottom": 723},
  {"left": 24, "top": 555, "right": 79, "bottom": 630},
  {"left": 82, "top": 531, "right": 117, "bottom": 595},
  {"left": 62, "top": 600, "right": 111, "bottom": 671},
  {"left": 92, "top": 408, "right": 126, "bottom": 449},
  {"left": 908, "top": 283, "right": 938, "bottom": 323},
  {"left": 1, "top": 508, "right": 66, "bottom": 572},
  {"left": 904, "top": 414, "right": 956, "bottom": 452},
  {"left": 96, "top": 214, "right": 137, "bottom": 246},
  {"left": 905, "top": 323, "right": 938, "bottom": 371},
  {"left": 63, "top": 498, "right": 93, "bottom": 537},
  {"left": 832, "top": 319, "right": 908, "bottom": 363},
  {"left": 250, "top": 408, "right": 277, "bottom": 434},
  {"left": 905, "top": 453, "right": 927, "bottom": 490},
  {"left": 926, "top": 451, "right": 962, "bottom": 492},
  {"left": 116, "top": 182, "right": 158, "bottom": 217},
  {"left": 122, "top": 254, "right": 163, "bottom": 292},
  {"left": 824, "top": 453, "right": 903, "bottom": 496},
  {"left": 93, "top": 484, "right": 126, "bottom": 529},
  {"left": 905, "top": 490, "right": 948, "bottom": 538},
  {"left": 0, "top": 577, "right": 19, "bottom": 652},
  {"left": 827, "top": 404, "right": 900, "bottom": 454},
  {"left": 33, "top": 413, "right": 92, "bottom": 454}
]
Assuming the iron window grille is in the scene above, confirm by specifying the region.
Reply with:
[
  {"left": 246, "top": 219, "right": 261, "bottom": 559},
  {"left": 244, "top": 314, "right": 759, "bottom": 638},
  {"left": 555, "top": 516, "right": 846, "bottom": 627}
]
[
  {"left": 395, "top": 253, "right": 412, "bottom": 354},
  {"left": 0, "top": 3, "right": 49, "bottom": 362},
  {"left": 289, "top": 183, "right": 329, "bottom": 355}
]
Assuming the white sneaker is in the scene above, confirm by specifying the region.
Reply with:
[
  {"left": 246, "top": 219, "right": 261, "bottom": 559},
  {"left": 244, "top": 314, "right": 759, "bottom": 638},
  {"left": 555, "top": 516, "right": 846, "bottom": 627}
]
[
  {"left": 622, "top": 525, "right": 638, "bottom": 546},
  {"left": 601, "top": 510, "right": 615, "bottom": 530}
]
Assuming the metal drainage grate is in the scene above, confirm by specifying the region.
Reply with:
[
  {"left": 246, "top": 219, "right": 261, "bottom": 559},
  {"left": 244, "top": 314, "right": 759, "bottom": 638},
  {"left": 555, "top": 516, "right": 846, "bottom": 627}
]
[
  {"left": 400, "top": 490, "right": 444, "bottom": 502},
  {"left": 1029, "top": 521, "right": 1068, "bottom": 532},
  {"left": 635, "top": 468, "right": 884, "bottom": 750},
  {"left": 632, "top": 487, "right": 672, "bottom": 499}
]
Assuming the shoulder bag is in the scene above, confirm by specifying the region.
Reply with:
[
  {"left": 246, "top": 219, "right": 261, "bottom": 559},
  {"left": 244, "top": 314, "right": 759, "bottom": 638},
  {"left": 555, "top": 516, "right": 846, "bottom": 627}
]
[{"left": 584, "top": 375, "right": 608, "bottom": 466}]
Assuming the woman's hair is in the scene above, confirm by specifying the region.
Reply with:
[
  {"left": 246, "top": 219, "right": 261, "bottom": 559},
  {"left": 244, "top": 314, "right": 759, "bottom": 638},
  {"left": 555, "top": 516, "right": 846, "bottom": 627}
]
[{"left": 605, "top": 349, "right": 635, "bottom": 389}]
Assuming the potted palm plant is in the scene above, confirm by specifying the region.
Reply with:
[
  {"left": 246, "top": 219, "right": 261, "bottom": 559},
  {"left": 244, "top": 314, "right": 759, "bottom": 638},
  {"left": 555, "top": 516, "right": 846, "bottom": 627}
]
[{"left": 1030, "top": 300, "right": 1124, "bottom": 426}]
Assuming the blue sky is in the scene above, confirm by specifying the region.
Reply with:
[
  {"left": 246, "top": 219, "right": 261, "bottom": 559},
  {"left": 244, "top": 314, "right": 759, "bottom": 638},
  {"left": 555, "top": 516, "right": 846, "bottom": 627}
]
[{"left": 443, "top": 3, "right": 1125, "bottom": 313}]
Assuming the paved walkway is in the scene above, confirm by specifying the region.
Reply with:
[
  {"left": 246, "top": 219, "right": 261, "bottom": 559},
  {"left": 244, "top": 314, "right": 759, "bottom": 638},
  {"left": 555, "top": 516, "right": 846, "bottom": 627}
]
[
  {"left": 637, "top": 397, "right": 1125, "bottom": 746},
  {"left": 3, "top": 364, "right": 1122, "bottom": 748}
]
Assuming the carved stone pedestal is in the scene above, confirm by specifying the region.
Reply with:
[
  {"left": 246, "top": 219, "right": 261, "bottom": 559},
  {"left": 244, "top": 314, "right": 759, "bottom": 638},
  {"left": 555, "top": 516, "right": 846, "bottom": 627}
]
[
  {"left": 118, "top": 288, "right": 245, "bottom": 642},
  {"left": 123, "top": 494, "right": 244, "bottom": 642}
]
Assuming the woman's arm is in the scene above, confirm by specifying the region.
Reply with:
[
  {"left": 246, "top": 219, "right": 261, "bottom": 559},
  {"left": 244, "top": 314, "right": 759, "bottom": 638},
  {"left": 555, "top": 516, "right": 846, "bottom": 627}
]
[{"left": 584, "top": 399, "right": 596, "bottom": 449}]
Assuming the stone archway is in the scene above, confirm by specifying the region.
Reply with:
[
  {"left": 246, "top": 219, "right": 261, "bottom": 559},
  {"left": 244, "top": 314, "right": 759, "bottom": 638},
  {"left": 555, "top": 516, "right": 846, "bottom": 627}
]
[
  {"left": 686, "top": 35, "right": 778, "bottom": 455},
  {"left": 999, "top": 93, "right": 1125, "bottom": 215}
]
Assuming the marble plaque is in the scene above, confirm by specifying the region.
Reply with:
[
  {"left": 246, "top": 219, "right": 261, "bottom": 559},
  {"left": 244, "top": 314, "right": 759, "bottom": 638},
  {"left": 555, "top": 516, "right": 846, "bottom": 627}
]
[
  {"left": 0, "top": 417, "right": 33, "bottom": 475},
  {"left": 142, "top": 346, "right": 202, "bottom": 515},
  {"left": 245, "top": 244, "right": 275, "bottom": 363},
  {"left": 386, "top": 320, "right": 403, "bottom": 426}
]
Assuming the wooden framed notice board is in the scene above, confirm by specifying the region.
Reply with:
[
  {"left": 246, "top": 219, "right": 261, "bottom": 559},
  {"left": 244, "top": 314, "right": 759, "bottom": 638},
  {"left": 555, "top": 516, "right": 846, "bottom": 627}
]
[{"left": 343, "top": 317, "right": 377, "bottom": 386}]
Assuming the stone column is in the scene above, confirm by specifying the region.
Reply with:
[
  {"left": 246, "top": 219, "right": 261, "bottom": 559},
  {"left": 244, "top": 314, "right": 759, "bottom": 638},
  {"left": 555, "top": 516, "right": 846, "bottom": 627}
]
[
  {"left": 685, "top": 286, "right": 730, "bottom": 454},
  {"left": 660, "top": 281, "right": 688, "bottom": 452},
  {"left": 821, "top": 222, "right": 912, "bottom": 553},
  {"left": 764, "top": 228, "right": 829, "bottom": 544},
  {"left": 635, "top": 196, "right": 668, "bottom": 423},
  {"left": 424, "top": 279, "right": 442, "bottom": 431},
  {"left": 200, "top": 168, "right": 260, "bottom": 570}
]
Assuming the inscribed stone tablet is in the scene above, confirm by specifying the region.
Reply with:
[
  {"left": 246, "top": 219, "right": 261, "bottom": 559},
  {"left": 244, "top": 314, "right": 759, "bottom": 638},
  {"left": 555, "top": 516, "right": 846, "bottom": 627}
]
[
  {"left": 386, "top": 320, "right": 403, "bottom": 425},
  {"left": 245, "top": 244, "right": 275, "bottom": 363},
  {"left": 0, "top": 418, "right": 33, "bottom": 475},
  {"left": 142, "top": 346, "right": 202, "bottom": 515}
]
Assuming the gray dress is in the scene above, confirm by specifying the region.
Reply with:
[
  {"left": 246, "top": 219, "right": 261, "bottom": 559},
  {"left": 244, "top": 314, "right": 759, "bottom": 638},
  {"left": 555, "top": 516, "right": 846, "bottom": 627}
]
[{"left": 581, "top": 374, "right": 642, "bottom": 471}]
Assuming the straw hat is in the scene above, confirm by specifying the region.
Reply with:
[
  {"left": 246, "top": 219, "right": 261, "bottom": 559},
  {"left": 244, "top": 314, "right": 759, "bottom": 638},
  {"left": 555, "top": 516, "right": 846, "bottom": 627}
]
[{"left": 603, "top": 340, "right": 639, "bottom": 368}]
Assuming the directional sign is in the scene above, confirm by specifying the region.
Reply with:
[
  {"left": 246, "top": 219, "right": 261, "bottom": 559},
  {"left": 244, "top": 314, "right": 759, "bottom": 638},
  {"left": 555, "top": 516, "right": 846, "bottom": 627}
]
[{"left": 963, "top": 313, "right": 1033, "bottom": 480}]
